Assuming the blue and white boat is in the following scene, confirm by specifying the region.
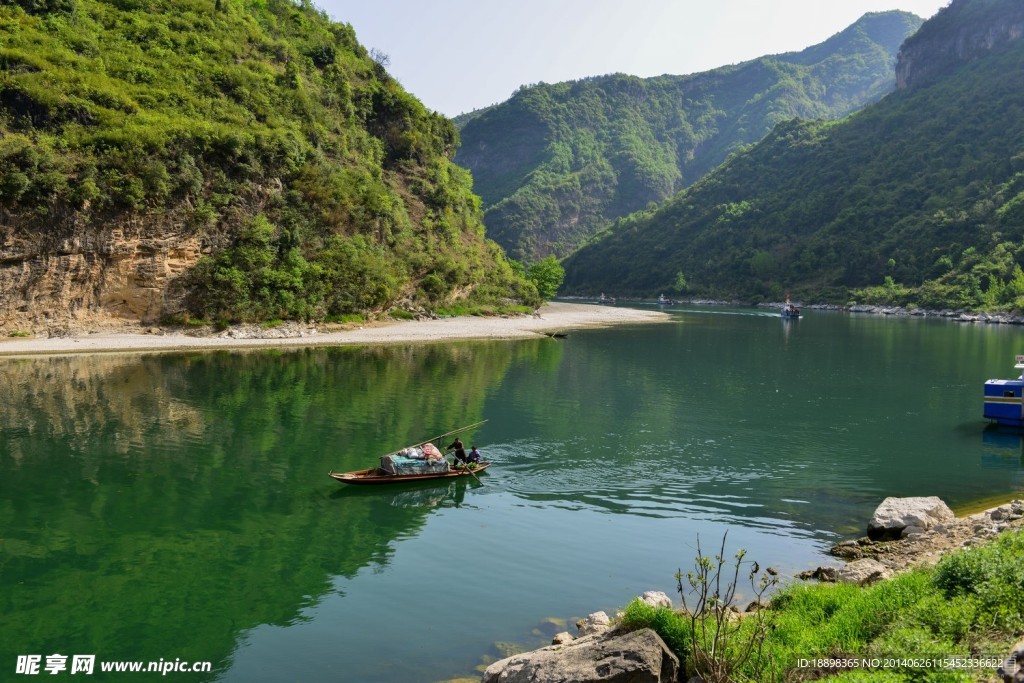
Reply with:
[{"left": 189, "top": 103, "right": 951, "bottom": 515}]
[{"left": 983, "top": 355, "right": 1024, "bottom": 428}]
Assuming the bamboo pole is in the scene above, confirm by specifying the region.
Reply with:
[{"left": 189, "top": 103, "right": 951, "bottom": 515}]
[{"left": 411, "top": 419, "right": 488, "bottom": 449}]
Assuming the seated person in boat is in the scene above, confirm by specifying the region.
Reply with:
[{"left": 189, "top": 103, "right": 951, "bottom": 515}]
[
  {"left": 467, "top": 446, "right": 481, "bottom": 464},
  {"left": 447, "top": 437, "right": 467, "bottom": 466}
]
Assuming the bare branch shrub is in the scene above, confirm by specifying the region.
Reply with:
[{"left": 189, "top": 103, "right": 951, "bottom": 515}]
[{"left": 676, "top": 532, "right": 780, "bottom": 682}]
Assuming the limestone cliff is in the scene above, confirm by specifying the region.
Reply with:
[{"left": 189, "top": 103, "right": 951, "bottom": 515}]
[
  {"left": 896, "top": 0, "right": 1024, "bottom": 90},
  {"left": 0, "top": 216, "right": 203, "bottom": 331}
]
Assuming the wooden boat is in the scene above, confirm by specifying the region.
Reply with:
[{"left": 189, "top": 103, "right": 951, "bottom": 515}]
[
  {"left": 329, "top": 462, "right": 491, "bottom": 486},
  {"left": 328, "top": 420, "right": 491, "bottom": 486}
]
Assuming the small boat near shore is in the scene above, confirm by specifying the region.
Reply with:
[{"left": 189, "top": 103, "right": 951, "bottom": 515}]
[
  {"left": 781, "top": 294, "right": 801, "bottom": 318},
  {"left": 984, "top": 356, "right": 1024, "bottom": 428},
  {"left": 329, "top": 421, "right": 490, "bottom": 486}
]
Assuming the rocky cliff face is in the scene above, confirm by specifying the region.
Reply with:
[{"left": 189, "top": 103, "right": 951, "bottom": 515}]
[
  {"left": 0, "top": 215, "right": 203, "bottom": 332},
  {"left": 896, "top": 0, "right": 1024, "bottom": 90}
]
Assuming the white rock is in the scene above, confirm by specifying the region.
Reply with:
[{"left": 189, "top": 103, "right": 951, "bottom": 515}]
[
  {"left": 867, "top": 496, "right": 955, "bottom": 540},
  {"left": 639, "top": 591, "right": 673, "bottom": 609},
  {"left": 576, "top": 611, "right": 611, "bottom": 636}
]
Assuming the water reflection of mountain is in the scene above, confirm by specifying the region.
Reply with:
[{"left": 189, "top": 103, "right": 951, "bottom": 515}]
[{"left": 0, "top": 342, "right": 540, "bottom": 680}]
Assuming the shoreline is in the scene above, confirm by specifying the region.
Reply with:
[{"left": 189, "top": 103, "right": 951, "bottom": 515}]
[
  {"left": 0, "top": 302, "right": 669, "bottom": 358},
  {"left": 561, "top": 295, "right": 1024, "bottom": 325},
  {"left": 819, "top": 497, "right": 1024, "bottom": 580}
]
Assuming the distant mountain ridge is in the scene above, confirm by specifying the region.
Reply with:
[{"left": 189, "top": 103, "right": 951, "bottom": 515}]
[
  {"left": 455, "top": 11, "right": 923, "bottom": 262},
  {"left": 560, "top": 0, "right": 1024, "bottom": 313}
]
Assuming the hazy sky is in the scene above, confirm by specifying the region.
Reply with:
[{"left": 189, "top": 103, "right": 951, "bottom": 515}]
[{"left": 320, "top": 1, "right": 950, "bottom": 118}]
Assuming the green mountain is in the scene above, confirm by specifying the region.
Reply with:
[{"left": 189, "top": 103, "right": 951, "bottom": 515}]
[
  {"left": 455, "top": 11, "right": 923, "bottom": 263},
  {"left": 0, "top": 0, "right": 538, "bottom": 329},
  {"left": 561, "top": 0, "right": 1024, "bottom": 312}
]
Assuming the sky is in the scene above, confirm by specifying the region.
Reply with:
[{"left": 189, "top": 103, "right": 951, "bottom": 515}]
[{"left": 320, "top": 0, "right": 950, "bottom": 118}]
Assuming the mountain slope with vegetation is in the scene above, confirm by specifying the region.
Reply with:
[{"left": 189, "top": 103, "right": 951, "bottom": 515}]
[
  {"left": 561, "top": 0, "right": 1024, "bottom": 312},
  {"left": 455, "top": 11, "right": 923, "bottom": 262},
  {"left": 0, "top": 0, "right": 539, "bottom": 329}
]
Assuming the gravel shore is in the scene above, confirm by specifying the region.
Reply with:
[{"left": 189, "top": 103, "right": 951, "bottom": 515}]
[{"left": 0, "top": 302, "right": 669, "bottom": 357}]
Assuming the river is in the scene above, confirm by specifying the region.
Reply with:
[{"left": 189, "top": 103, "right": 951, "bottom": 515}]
[{"left": 2, "top": 304, "right": 1022, "bottom": 681}]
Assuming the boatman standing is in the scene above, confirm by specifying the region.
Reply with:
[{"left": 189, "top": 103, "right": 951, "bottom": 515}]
[{"left": 447, "top": 437, "right": 467, "bottom": 466}]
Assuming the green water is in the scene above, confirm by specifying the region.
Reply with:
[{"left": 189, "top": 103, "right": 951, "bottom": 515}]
[{"left": 2, "top": 305, "right": 1024, "bottom": 681}]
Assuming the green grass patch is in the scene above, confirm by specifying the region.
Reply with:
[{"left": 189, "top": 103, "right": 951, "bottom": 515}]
[
  {"left": 7, "top": 330, "right": 32, "bottom": 337},
  {"left": 160, "top": 313, "right": 210, "bottom": 327},
  {"left": 387, "top": 310, "right": 414, "bottom": 320},
  {"left": 433, "top": 303, "right": 534, "bottom": 318},
  {"left": 618, "top": 529, "right": 1024, "bottom": 681}
]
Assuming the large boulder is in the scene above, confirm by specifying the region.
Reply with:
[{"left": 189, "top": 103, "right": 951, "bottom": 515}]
[
  {"left": 867, "top": 496, "right": 955, "bottom": 540},
  {"left": 481, "top": 628, "right": 679, "bottom": 683}
]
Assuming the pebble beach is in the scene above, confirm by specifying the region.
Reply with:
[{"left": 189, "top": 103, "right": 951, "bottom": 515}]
[{"left": 0, "top": 302, "right": 669, "bottom": 357}]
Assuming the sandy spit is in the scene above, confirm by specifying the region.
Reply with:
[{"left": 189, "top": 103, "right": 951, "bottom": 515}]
[{"left": 0, "top": 302, "right": 669, "bottom": 358}]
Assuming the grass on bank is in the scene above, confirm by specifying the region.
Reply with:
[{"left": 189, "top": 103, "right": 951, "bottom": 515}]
[{"left": 620, "top": 528, "right": 1024, "bottom": 682}]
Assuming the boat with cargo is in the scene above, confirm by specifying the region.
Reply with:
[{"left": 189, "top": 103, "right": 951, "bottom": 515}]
[{"left": 329, "top": 421, "right": 490, "bottom": 485}]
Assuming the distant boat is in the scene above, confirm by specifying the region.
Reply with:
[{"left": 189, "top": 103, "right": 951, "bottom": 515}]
[
  {"left": 329, "top": 421, "right": 490, "bottom": 485},
  {"left": 596, "top": 293, "right": 616, "bottom": 304},
  {"left": 984, "top": 356, "right": 1024, "bottom": 428},
  {"left": 781, "top": 294, "right": 801, "bottom": 318},
  {"left": 657, "top": 294, "right": 677, "bottom": 305}
]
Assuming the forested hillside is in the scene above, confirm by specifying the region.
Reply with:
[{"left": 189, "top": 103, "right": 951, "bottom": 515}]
[
  {"left": 455, "top": 11, "right": 922, "bottom": 262},
  {"left": 0, "top": 0, "right": 538, "bottom": 328},
  {"left": 561, "top": 0, "right": 1024, "bottom": 312}
]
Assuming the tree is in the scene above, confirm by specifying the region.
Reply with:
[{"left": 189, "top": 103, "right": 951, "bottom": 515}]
[
  {"left": 368, "top": 47, "right": 390, "bottom": 68},
  {"left": 527, "top": 255, "right": 565, "bottom": 300},
  {"left": 673, "top": 271, "right": 688, "bottom": 293}
]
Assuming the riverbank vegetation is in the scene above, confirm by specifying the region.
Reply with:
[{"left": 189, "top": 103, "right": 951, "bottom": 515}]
[
  {"left": 0, "top": 0, "right": 540, "bottom": 324},
  {"left": 621, "top": 527, "right": 1024, "bottom": 681}
]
